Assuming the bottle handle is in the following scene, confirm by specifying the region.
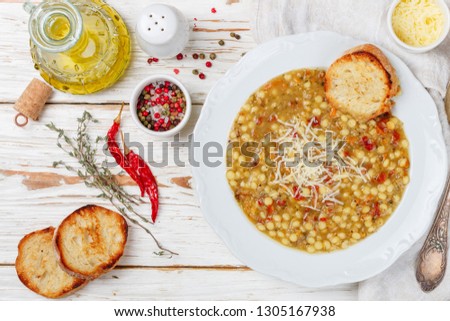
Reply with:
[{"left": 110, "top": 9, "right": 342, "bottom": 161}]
[{"left": 23, "top": 0, "right": 36, "bottom": 15}]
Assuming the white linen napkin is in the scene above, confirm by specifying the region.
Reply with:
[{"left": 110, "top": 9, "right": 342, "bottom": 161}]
[{"left": 249, "top": 0, "right": 450, "bottom": 300}]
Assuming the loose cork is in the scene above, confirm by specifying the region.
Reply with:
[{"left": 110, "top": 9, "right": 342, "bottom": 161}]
[{"left": 14, "top": 78, "right": 52, "bottom": 121}]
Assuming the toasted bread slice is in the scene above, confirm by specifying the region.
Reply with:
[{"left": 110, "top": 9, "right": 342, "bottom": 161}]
[
  {"left": 344, "top": 44, "right": 400, "bottom": 98},
  {"left": 53, "top": 205, "right": 128, "bottom": 280},
  {"left": 15, "top": 227, "right": 88, "bottom": 299},
  {"left": 325, "top": 44, "right": 400, "bottom": 122}
]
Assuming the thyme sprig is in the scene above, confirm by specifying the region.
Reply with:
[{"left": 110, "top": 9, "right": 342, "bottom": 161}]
[{"left": 46, "top": 111, "right": 177, "bottom": 256}]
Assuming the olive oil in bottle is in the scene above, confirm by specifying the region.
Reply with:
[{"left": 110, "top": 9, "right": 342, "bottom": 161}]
[{"left": 26, "top": 0, "right": 131, "bottom": 95}]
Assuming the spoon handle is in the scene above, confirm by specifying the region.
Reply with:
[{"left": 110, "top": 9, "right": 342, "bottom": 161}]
[{"left": 416, "top": 174, "right": 450, "bottom": 292}]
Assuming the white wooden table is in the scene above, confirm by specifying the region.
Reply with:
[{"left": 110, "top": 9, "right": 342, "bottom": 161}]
[{"left": 0, "top": 0, "right": 357, "bottom": 300}]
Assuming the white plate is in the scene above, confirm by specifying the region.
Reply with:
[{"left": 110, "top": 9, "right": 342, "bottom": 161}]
[{"left": 192, "top": 31, "right": 448, "bottom": 287}]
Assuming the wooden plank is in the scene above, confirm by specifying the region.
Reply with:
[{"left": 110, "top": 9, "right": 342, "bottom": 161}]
[
  {"left": 0, "top": 266, "right": 358, "bottom": 300},
  {"left": 0, "top": 0, "right": 254, "bottom": 105}
]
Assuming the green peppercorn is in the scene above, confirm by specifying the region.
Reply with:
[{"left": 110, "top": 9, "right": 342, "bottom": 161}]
[
  {"left": 218, "top": 40, "right": 225, "bottom": 46},
  {"left": 210, "top": 53, "right": 217, "bottom": 60},
  {"left": 192, "top": 69, "right": 199, "bottom": 75},
  {"left": 144, "top": 94, "right": 151, "bottom": 100},
  {"left": 230, "top": 32, "right": 236, "bottom": 38},
  {"left": 199, "top": 53, "right": 205, "bottom": 59},
  {"left": 144, "top": 121, "right": 149, "bottom": 126}
]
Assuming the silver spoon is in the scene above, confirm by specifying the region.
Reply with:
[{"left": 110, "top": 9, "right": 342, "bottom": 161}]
[
  {"left": 416, "top": 174, "right": 450, "bottom": 292},
  {"left": 416, "top": 86, "right": 450, "bottom": 292}
]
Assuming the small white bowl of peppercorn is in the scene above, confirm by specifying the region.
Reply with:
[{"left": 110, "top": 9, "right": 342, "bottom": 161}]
[{"left": 130, "top": 75, "right": 192, "bottom": 137}]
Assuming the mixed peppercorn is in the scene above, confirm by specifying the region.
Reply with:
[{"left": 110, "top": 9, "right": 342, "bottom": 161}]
[{"left": 137, "top": 80, "right": 187, "bottom": 132}]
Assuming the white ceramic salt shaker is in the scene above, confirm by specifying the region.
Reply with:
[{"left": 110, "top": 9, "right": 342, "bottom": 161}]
[{"left": 136, "top": 3, "right": 190, "bottom": 59}]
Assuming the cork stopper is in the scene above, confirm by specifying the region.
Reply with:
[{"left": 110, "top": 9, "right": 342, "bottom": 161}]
[{"left": 14, "top": 78, "right": 52, "bottom": 126}]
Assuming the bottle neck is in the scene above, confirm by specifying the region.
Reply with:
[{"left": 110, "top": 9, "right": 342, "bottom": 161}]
[{"left": 27, "top": 0, "right": 83, "bottom": 53}]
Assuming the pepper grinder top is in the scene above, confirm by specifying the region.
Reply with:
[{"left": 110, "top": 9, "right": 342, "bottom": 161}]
[{"left": 136, "top": 3, "right": 190, "bottom": 59}]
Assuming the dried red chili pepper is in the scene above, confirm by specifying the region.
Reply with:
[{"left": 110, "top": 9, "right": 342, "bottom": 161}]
[
  {"left": 107, "top": 103, "right": 145, "bottom": 197},
  {"left": 121, "top": 132, "right": 159, "bottom": 223}
]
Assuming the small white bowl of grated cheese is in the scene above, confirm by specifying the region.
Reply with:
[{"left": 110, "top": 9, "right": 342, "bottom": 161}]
[{"left": 387, "top": 0, "right": 450, "bottom": 53}]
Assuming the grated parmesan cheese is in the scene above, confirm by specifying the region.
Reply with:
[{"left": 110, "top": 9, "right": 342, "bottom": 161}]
[
  {"left": 270, "top": 118, "right": 367, "bottom": 212},
  {"left": 392, "top": 0, "right": 445, "bottom": 47}
]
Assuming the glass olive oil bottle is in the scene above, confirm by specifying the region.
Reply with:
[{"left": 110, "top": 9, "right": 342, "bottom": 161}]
[{"left": 25, "top": 0, "right": 131, "bottom": 95}]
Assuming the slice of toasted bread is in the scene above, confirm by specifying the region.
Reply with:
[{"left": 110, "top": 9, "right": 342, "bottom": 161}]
[
  {"left": 325, "top": 44, "right": 400, "bottom": 122},
  {"left": 344, "top": 44, "right": 400, "bottom": 98},
  {"left": 53, "top": 205, "right": 128, "bottom": 280},
  {"left": 15, "top": 227, "right": 88, "bottom": 299}
]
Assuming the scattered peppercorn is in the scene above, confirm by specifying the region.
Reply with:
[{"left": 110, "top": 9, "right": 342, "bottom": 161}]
[
  {"left": 206, "top": 61, "right": 212, "bottom": 68},
  {"left": 147, "top": 57, "right": 159, "bottom": 64},
  {"left": 230, "top": 33, "right": 241, "bottom": 40},
  {"left": 209, "top": 53, "right": 217, "bottom": 60},
  {"left": 192, "top": 53, "right": 199, "bottom": 59},
  {"left": 173, "top": 68, "right": 180, "bottom": 75},
  {"left": 176, "top": 53, "right": 183, "bottom": 60},
  {"left": 211, "top": 8, "right": 217, "bottom": 14},
  {"left": 218, "top": 40, "right": 225, "bottom": 46},
  {"left": 192, "top": 69, "right": 199, "bottom": 75},
  {"left": 199, "top": 73, "right": 206, "bottom": 80},
  {"left": 199, "top": 53, "right": 205, "bottom": 59}
]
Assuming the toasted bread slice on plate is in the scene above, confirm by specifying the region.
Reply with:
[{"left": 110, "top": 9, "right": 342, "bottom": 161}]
[
  {"left": 325, "top": 44, "right": 400, "bottom": 122},
  {"left": 15, "top": 227, "right": 88, "bottom": 299},
  {"left": 53, "top": 205, "right": 128, "bottom": 280}
]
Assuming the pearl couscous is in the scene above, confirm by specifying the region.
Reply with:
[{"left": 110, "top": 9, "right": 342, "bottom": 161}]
[{"left": 227, "top": 69, "right": 410, "bottom": 253}]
